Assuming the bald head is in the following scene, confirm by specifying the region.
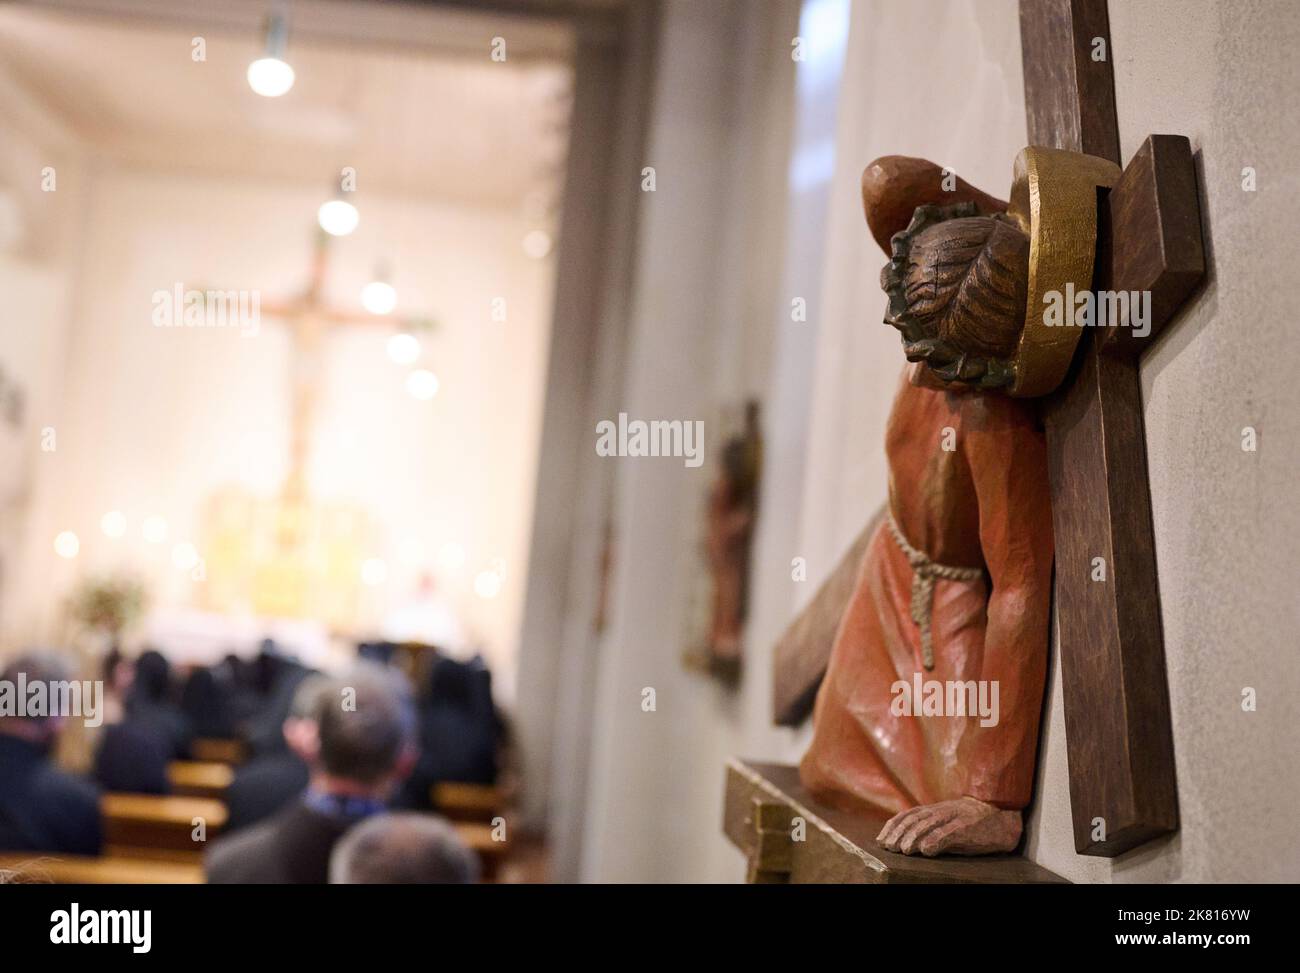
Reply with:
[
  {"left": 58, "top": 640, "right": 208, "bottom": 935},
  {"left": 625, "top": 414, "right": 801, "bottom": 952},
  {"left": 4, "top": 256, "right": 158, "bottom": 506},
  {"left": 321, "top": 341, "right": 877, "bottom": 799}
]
[{"left": 330, "top": 813, "right": 479, "bottom": 884}]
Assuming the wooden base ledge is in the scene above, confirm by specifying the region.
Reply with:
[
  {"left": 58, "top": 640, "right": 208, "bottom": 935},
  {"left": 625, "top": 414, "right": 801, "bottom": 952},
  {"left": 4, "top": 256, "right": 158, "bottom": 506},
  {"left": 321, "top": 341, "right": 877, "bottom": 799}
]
[{"left": 723, "top": 759, "right": 1065, "bottom": 884}]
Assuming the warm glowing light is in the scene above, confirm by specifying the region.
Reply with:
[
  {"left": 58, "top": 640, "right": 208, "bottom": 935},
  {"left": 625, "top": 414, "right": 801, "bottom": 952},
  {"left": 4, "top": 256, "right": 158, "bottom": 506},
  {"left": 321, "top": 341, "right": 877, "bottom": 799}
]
[
  {"left": 438, "top": 542, "right": 466, "bottom": 574},
  {"left": 522, "top": 229, "right": 552, "bottom": 259},
  {"left": 247, "top": 57, "right": 295, "bottom": 97},
  {"left": 474, "top": 569, "right": 503, "bottom": 600},
  {"left": 142, "top": 516, "right": 168, "bottom": 543},
  {"left": 317, "top": 199, "right": 359, "bottom": 236},
  {"left": 361, "top": 557, "right": 388, "bottom": 586},
  {"left": 398, "top": 537, "right": 423, "bottom": 565},
  {"left": 362, "top": 280, "right": 397, "bottom": 315},
  {"left": 172, "top": 542, "right": 199, "bottom": 571},
  {"left": 54, "top": 531, "right": 80, "bottom": 559},
  {"left": 406, "top": 369, "right": 440, "bottom": 400},
  {"left": 100, "top": 510, "right": 127, "bottom": 539},
  {"left": 387, "top": 332, "right": 420, "bottom": 364}
]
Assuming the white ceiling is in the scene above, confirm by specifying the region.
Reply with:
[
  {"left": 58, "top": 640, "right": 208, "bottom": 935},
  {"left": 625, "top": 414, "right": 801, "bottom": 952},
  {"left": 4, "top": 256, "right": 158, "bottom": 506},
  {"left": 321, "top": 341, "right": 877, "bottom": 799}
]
[{"left": 0, "top": 2, "right": 575, "bottom": 208}]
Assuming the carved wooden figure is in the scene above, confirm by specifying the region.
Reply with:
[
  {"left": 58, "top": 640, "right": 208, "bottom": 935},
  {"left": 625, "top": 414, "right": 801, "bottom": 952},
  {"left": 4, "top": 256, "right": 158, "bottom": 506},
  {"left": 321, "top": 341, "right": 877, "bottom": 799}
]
[
  {"left": 801, "top": 154, "right": 1066, "bottom": 856},
  {"left": 689, "top": 402, "right": 762, "bottom": 682},
  {"left": 796, "top": 127, "right": 1203, "bottom": 859}
]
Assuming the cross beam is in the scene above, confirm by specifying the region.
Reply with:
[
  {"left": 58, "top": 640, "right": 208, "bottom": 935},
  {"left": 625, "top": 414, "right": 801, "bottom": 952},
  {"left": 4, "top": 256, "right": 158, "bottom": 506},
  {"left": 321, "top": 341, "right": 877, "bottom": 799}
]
[{"left": 1020, "top": 0, "right": 1200, "bottom": 857}]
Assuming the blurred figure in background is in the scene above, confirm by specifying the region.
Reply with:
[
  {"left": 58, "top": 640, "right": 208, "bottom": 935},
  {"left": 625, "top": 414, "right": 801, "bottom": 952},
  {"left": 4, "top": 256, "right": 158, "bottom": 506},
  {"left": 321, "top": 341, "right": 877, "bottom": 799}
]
[
  {"left": 222, "top": 672, "right": 319, "bottom": 831},
  {"left": 93, "top": 648, "right": 189, "bottom": 794},
  {"left": 383, "top": 573, "right": 467, "bottom": 657},
  {"left": 397, "top": 653, "right": 500, "bottom": 811},
  {"left": 205, "top": 663, "right": 416, "bottom": 883},
  {"left": 180, "top": 665, "right": 234, "bottom": 739},
  {"left": 0, "top": 652, "right": 102, "bottom": 855},
  {"left": 330, "top": 812, "right": 478, "bottom": 884}
]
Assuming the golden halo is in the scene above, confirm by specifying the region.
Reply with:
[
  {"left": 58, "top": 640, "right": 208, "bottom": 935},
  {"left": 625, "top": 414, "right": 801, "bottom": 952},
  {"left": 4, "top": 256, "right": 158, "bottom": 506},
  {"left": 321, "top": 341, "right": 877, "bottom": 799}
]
[{"left": 1005, "top": 146, "right": 1121, "bottom": 398}]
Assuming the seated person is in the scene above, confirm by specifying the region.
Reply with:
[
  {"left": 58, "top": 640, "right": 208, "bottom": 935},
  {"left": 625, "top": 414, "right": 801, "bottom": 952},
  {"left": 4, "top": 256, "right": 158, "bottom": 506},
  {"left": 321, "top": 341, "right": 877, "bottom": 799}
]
[
  {"left": 93, "top": 721, "right": 171, "bottom": 794},
  {"left": 179, "top": 666, "right": 235, "bottom": 740},
  {"left": 0, "top": 652, "right": 103, "bottom": 856},
  {"left": 205, "top": 663, "right": 416, "bottom": 884},
  {"left": 329, "top": 812, "right": 478, "bottom": 884},
  {"left": 242, "top": 650, "right": 316, "bottom": 757},
  {"left": 396, "top": 655, "right": 499, "bottom": 810},
  {"left": 93, "top": 649, "right": 189, "bottom": 793},
  {"left": 223, "top": 675, "right": 319, "bottom": 831}
]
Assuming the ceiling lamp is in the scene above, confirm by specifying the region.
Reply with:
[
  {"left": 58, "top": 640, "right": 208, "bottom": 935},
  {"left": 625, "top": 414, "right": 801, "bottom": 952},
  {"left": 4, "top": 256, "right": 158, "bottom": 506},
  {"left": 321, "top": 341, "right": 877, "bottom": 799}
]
[
  {"left": 247, "top": 11, "right": 295, "bottom": 98},
  {"left": 406, "top": 369, "right": 440, "bottom": 401},
  {"left": 362, "top": 262, "right": 397, "bottom": 315},
  {"left": 318, "top": 197, "right": 359, "bottom": 236}
]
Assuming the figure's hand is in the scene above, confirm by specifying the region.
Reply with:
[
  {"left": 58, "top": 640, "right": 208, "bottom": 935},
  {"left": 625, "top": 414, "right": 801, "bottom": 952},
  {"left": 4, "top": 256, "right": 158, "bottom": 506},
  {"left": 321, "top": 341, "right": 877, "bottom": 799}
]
[{"left": 876, "top": 797, "right": 1022, "bottom": 856}]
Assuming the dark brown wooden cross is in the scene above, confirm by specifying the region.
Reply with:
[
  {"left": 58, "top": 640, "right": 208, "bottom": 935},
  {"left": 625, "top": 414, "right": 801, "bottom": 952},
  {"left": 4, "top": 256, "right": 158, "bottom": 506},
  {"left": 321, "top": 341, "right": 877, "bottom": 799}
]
[{"left": 770, "top": 0, "right": 1205, "bottom": 858}]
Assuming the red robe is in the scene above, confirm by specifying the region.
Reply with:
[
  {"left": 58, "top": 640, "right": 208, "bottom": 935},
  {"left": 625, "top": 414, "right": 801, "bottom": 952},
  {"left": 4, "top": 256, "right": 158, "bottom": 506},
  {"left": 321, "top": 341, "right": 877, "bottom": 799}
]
[{"left": 800, "top": 366, "right": 1054, "bottom": 814}]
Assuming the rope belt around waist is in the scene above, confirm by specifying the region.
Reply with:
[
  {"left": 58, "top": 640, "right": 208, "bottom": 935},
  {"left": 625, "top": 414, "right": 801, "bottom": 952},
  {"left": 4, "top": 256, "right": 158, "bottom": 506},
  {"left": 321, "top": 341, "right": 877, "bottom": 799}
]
[{"left": 885, "top": 514, "right": 984, "bottom": 670}]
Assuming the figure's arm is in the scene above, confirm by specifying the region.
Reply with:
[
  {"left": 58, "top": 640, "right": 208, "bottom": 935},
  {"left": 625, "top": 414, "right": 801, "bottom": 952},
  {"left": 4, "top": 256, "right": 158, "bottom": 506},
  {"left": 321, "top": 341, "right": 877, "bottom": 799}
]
[
  {"left": 955, "top": 396, "right": 1054, "bottom": 810},
  {"left": 877, "top": 398, "right": 1052, "bottom": 857}
]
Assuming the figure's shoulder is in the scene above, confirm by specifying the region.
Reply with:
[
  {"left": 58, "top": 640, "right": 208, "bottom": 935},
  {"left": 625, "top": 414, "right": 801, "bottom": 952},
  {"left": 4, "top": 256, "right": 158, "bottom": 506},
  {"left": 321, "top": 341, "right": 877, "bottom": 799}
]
[
  {"left": 30, "top": 763, "right": 100, "bottom": 811},
  {"left": 959, "top": 389, "right": 1042, "bottom": 434}
]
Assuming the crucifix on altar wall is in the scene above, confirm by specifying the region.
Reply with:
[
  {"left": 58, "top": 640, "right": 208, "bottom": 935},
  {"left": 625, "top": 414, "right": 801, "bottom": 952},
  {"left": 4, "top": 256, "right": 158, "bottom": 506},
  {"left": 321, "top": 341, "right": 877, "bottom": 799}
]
[
  {"left": 199, "top": 227, "right": 428, "bottom": 623},
  {"left": 727, "top": 0, "right": 1206, "bottom": 883},
  {"left": 259, "top": 229, "right": 408, "bottom": 512}
]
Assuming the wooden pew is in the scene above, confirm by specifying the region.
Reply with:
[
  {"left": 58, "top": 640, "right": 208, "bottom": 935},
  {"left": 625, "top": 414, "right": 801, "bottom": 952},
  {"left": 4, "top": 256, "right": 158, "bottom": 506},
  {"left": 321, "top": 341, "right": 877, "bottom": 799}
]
[
  {"left": 0, "top": 852, "right": 203, "bottom": 884},
  {"left": 190, "top": 737, "right": 246, "bottom": 764},
  {"left": 101, "top": 793, "right": 228, "bottom": 864},
  {"left": 452, "top": 820, "right": 510, "bottom": 883},
  {"left": 431, "top": 781, "right": 506, "bottom": 823},
  {"left": 168, "top": 760, "right": 235, "bottom": 800}
]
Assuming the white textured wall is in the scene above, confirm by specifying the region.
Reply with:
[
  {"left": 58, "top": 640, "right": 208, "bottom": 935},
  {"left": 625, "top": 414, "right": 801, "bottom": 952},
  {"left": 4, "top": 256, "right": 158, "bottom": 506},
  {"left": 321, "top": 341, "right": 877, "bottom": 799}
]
[
  {"left": 578, "top": 0, "right": 804, "bottom": 883},
  {"left": 0, "top": 61, "right": 87, "bottom": 653}
]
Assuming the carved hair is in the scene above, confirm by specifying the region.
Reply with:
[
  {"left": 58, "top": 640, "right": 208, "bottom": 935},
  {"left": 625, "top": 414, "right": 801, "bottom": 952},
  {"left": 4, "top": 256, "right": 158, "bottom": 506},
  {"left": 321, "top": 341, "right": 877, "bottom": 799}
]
[{"left": 882, "top": 203, "right": 1030, "bottom": 389}]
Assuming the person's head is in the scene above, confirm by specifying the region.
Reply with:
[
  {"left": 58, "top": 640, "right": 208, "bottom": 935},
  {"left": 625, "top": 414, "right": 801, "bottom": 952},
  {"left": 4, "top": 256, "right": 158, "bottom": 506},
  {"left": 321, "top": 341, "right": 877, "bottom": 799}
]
[
  {"left": 287, "top": 664, "right": 416, "bottom": 798},
  {"left": 131, "top": 649, "right": 171, "bottom": 703},
  {"left": 881, "top": 203, "right": 1030, "bottom": 391},
  {"left": 0, "top": 652, "right": 74, "bottom": 747},
  {"left": 329, "top": 812, "right": 479, "bottom": 884}
]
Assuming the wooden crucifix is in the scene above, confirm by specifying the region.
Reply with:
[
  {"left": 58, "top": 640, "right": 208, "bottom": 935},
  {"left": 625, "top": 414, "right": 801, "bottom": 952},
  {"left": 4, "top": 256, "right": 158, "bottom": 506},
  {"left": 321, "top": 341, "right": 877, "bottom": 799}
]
[
  {"left": 768, "top": 0, "right": 1205, "bottom": 860},
  {"left": 260, "top": 231, "right": 415, "bottom": 513}
]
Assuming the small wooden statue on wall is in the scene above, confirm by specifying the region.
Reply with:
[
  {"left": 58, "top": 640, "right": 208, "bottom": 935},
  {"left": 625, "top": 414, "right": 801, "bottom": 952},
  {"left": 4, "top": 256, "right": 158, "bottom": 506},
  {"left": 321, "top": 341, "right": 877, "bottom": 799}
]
[
  {"left": 685, "top": 400, "right": 762, "bottom": 683},
  {"left": 800, "top": 150, "right": 1119, "bottom": 855}
]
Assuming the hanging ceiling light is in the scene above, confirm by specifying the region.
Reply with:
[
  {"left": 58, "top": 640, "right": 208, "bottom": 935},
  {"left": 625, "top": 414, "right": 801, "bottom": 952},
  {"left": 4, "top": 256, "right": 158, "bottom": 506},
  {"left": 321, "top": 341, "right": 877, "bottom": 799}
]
[
  {"left": 247, "top": 10, "right": 295, "bottom": 98},
  {"left": 362, "top": 261, "right": 397, "bottom": 315},
  {"left": 406, "top": 369, "right": 440, "bottom": 401},
  {"left": 318, "top": 196, "right": 359, "bottom": 236}
]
